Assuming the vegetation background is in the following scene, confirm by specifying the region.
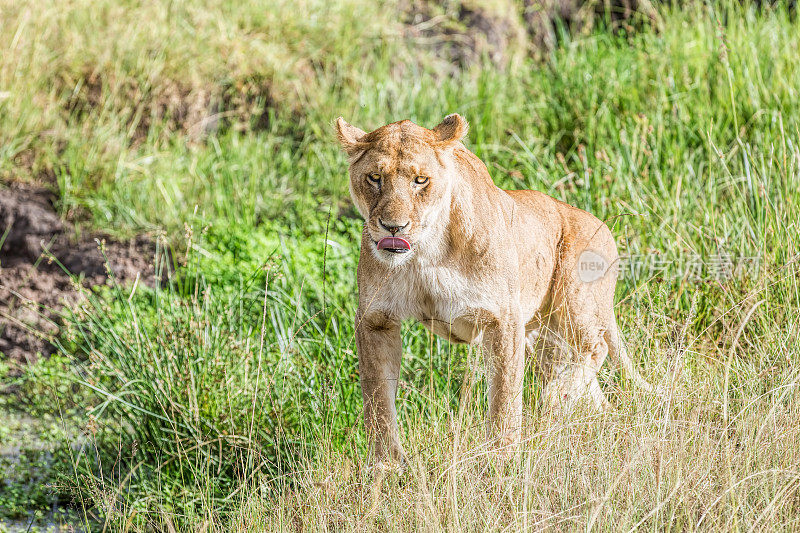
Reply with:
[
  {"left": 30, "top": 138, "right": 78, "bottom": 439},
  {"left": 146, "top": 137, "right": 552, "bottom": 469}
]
[{"left": 1, "top": 0, "right": 799, "bottom": 530}]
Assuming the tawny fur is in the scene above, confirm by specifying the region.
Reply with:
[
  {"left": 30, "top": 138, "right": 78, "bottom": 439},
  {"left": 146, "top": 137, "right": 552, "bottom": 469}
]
[{"left": 336, "top": 114, "right": 646, "bottom": 466}]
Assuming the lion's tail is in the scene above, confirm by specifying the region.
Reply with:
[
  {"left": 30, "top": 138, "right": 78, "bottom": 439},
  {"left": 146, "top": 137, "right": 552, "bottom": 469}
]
[{"left": 605, "top": 320, "right": 654, "bottom": 393}]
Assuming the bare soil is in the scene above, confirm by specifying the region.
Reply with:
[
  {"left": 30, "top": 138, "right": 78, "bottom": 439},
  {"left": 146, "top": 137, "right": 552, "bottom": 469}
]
[{"left": 0, "top": 183, "right": 158, "bottom": 372}]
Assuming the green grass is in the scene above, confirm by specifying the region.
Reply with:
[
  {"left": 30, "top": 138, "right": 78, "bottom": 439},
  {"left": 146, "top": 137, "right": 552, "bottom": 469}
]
[{"left": 2, "top": 0, "right": 800, "bottom": 530}]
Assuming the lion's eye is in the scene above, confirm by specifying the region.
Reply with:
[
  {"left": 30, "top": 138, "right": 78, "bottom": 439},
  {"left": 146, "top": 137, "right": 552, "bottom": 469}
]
[
  {"left": 413, "top": 176, "right": 429, "bottom": 186},
  {"left": 367, "top": 173, "right": 382, "bottom": 185}
]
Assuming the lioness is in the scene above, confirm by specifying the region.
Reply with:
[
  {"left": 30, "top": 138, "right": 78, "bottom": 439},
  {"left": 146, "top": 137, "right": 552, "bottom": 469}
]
[{"left": 336, "top": 114, "right": 647, "bottom": 466}]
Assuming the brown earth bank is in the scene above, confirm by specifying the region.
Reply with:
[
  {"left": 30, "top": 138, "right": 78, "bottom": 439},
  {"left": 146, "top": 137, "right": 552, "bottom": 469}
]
[
  {"left": 0, "top": 183, "right": 159, "bottom": 374},
  {"left": 402, "top": 0, "right": 661, "bottom": 69}
]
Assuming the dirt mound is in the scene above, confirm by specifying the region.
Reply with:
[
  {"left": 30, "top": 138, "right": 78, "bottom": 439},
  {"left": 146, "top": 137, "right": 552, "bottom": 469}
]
[
  {"left": 401, "top": 0, "right": 660, "bottom": 67},
  {"left": 0, "top": 184, "right": 159, "bottom": 371},
  {"left": 522, "top": 0, "right": 659, "bottom": 52},
  {"left": 63, "top": 68, "right": 276, "bottom": 145},
  {"left": 403, "top": 1, "right": 527, "bottom": 68}
]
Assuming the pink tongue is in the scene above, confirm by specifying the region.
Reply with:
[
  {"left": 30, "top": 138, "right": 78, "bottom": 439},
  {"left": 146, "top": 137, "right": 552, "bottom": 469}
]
[{"left": 377, "top": 236, "right": 411, "bottom": 250}]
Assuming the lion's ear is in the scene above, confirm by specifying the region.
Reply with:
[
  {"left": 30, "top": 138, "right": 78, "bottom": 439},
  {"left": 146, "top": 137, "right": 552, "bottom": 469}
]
[
  {"left": 335, "top": 117, "right": 368, "bottom": 156},
  {"left": 432, "top": 113, "right": 469, "bottom": 146}
]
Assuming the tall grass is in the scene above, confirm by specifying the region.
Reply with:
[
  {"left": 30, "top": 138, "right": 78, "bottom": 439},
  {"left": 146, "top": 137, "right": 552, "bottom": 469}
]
[{"left": 2, "top": 0, "right": 800, "bottom": 530}]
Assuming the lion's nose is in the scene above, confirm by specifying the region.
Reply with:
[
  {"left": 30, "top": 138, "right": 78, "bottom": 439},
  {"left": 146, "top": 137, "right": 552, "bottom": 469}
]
[{"left": 378, "top": 218, "right": 410, "bottom": 235}]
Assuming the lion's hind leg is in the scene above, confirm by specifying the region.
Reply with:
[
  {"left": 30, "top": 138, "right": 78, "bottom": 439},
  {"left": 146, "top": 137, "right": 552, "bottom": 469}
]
[
  {"left": 542, "top": 337, "right": 610, "bottom": 413},
  {"left": 530, "top": 320, "right": 611, "bottom": 414}
]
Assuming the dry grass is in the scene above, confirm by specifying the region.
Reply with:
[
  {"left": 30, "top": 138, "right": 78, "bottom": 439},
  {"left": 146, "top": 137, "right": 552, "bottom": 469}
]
[{"left": 260, "top": 357, "right": 800, "bottom": 531}]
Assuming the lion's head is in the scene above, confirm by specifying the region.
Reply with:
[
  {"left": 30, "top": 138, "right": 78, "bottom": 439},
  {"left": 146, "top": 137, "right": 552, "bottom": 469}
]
[{"left": 335, "top": 114, "right": 469, "bottom": 265}]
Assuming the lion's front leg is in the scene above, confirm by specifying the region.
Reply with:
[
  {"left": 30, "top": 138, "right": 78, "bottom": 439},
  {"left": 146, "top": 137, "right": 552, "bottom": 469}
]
[
  {"left": 483, "top": 317, "right": 526, "bottom": 449},
  {"left": 355, "top": 308, "right": 406, "bottom": 467}
]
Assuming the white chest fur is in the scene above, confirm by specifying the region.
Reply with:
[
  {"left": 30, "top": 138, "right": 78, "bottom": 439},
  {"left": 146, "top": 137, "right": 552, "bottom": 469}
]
[{"left": 363, "top": 257, "right": 500, "bottom": 344}]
